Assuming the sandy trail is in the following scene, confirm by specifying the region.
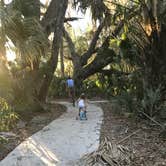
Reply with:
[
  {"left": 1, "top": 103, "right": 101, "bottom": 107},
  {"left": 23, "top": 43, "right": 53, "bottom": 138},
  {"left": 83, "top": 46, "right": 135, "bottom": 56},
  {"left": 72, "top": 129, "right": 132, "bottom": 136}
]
[{"left": 0, "top": 101, "right": 103, "bottom": 166}]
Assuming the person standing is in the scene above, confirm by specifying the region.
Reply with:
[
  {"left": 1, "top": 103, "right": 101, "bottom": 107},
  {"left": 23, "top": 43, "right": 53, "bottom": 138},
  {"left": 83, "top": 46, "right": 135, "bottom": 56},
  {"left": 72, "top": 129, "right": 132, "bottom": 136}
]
[{"left": 66, "top": 76, "right": 75, "bottom": 106}]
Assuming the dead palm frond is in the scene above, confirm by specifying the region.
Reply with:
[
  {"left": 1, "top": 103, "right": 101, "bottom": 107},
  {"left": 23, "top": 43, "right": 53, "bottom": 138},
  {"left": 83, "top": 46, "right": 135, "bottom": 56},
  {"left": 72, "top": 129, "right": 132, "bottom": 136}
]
[{"left": 76, "top": 137, "right": 134, "bottom": 166}]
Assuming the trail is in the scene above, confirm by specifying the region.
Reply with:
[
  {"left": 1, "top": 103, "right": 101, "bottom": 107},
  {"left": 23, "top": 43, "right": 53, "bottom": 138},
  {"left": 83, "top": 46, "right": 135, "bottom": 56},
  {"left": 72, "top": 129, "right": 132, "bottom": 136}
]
[{"left": 0, "top": 101, "right": 103, "bottom": 166}]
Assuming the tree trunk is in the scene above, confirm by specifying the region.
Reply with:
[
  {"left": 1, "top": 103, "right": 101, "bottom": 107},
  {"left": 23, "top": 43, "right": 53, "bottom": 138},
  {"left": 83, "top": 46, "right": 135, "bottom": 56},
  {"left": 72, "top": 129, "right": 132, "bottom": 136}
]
[
  {"left": 38, "top": 0, "right": 68, "bottom": 102},
  {"left": 60, "top": 40, "right": 65, "bottom": 77},
  {"left": 73, "top": 60, "right": 83, "bottom": 96}
]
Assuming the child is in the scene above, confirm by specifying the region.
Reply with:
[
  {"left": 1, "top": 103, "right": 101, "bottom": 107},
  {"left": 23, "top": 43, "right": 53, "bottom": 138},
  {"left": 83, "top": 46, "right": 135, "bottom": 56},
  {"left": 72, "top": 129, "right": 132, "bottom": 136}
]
[{"left": 77, "top": 93, "right": 88, "bottom": 120}]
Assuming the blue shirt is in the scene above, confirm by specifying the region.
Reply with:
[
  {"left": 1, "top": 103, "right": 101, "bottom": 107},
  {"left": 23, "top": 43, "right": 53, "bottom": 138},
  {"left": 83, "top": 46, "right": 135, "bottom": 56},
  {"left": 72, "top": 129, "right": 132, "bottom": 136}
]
[{"left": 67, "top": 79, "right": 74, "bottom": 87}]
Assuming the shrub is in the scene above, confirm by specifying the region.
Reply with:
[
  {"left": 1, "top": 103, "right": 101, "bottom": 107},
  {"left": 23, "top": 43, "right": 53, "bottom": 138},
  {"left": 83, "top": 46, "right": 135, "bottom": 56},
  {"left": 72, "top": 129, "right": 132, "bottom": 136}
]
[
  {"left": 139, "top": 86, "right": 162, "bottom": 116},
  {"left": 116, "top": 91, "right": 136, "bottom": 113},
  {"left": 48, "top": 77, "right": 67, "bottom": 98},
  {"left": 0, "top": 97, "right": 18, "bottom": 131}
]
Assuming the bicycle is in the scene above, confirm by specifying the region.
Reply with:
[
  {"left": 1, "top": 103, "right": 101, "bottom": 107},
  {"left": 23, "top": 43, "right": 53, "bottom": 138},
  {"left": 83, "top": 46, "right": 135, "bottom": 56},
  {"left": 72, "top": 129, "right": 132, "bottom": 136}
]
[{"left": 68, "top": 87, "right": 75, "bottom": 107}]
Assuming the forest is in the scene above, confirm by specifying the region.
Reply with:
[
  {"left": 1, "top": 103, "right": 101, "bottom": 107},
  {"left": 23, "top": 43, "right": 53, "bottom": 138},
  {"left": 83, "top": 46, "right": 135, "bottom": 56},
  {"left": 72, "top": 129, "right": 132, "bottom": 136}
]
[{"left": 0, "top": 0, "right": 166, "bottom": 165}]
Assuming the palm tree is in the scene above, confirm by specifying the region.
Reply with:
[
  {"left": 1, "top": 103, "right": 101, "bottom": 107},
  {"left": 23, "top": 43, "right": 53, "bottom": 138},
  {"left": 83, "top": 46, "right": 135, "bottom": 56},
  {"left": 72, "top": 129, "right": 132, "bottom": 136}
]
[
  {"left": 0, "top": 0, "right": 69, "bottom": 103},
  {"left": 0, "top": 0, "right": 49, "bottom": 108},
  {"left": 127, "top": 0, "right": 166, "bottom": 88}
]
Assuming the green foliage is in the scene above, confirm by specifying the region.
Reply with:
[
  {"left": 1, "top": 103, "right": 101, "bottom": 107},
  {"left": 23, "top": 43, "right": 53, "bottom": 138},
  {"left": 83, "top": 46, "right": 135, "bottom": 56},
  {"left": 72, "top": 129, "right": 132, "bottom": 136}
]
[
  {"left": 0, "top": 2, "right": 48, "bottom": 65},
  {"left": 48, "top": 75, "right": 112, "bottom": 99},
  {"left": 138, "top": 86, "right": 165, "bottom": 117},
  {"left": 0, "top": 97, "right": 18, "bottom": 131},
  {"left": 12, "top": 0, "right": 40, "bottom": 18},
  {"left": 0, "top": 0, "right": 165, "bottom": 123},
  {"left": 11, "top": 70, "right": 44, "bottom": 112},
  {"left": 82, "top": 75, "right": 112, "bottom": 98},
  {"left": 74, "top": 34, "right": 89, "bottom": 55},
  {"left": 0, "top": 1, "right": 48, "bottom": 113},
  {"left": 119, "top": 35, "right": 141, "bottom": 67},
  {"left": 48, "top": 77, "right": 67, "bottom": 98},
  {"left": 116, "top": 91, "right": 136, "bottom": 113},
  {"left": 83, "top": 79, "right": 102, "bottom": 97},
  {"left": 0, "top": 63, "right": 14, "bottom": 103},
  {"left": 0, "top": 135, "right": 8, "bottom": 144}
]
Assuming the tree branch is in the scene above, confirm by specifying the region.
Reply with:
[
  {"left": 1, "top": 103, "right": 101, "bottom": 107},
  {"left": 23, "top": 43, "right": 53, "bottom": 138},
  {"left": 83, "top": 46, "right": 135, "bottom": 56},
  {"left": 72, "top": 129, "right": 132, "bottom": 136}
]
[
  {"left": 42, "top": 17, "right": 83, "bottom": 37},
  {"left": 79, "top": 15, "right": 127, "bottom": 67},
  {"left": 80, "top": 20, "right": 105, "bottom": 66},
  {"left": 64, "top": 17, "right": 83, "bottom": 22},
  {"left": 77, "top": 48, "right": 116, "bottom": 80},
  {"left": 63, "top": 27, "right": 79, "bottom": 59},
  {"left": 41, "top": 0, "right": 83, "bottom": 37},
  {"left": 64, "top": 55, "right": 72, "bottom": 60},
  {"left": 100, "top": 69, "right": 130, "bottom": 76},
  {"left": 41, "top": 0, "right": 58, "bottom": 36}
]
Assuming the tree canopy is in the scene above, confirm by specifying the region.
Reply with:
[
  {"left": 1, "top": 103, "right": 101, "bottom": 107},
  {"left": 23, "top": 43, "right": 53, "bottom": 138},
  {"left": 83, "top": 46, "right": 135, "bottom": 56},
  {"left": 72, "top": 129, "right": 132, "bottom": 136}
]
[{"left": 0, "top": 0, "right": 165, "bottom": 127}]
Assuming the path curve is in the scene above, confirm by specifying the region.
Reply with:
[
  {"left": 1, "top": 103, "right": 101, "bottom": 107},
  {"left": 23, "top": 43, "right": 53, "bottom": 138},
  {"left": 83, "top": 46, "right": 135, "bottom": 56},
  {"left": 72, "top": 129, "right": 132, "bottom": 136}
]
[{"left": 0, "top": 102, "right": 103, "bottom": 166}]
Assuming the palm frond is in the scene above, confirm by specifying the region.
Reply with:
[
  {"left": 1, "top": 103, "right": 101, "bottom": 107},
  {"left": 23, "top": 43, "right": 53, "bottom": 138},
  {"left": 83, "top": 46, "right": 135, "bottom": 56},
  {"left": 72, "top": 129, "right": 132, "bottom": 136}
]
[
  {"left": 0, "top": 4, "right": 48, "bottom": 64},
  {"left": 73, "top": 0, "right": 110, "bottom": 21}
]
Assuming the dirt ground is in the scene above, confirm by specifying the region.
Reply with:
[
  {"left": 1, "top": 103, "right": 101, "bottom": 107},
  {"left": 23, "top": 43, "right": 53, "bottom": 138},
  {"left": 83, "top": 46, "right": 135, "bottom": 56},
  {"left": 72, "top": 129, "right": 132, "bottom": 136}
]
[
  {"left": 99, "top": 102, "right": 166, "bottom": 166},
  {"left": 1, "top": 101, "right": 166, "bottom": 166},
  {"left": 0, "top": 103, "right": 66, "bottom": 161}
]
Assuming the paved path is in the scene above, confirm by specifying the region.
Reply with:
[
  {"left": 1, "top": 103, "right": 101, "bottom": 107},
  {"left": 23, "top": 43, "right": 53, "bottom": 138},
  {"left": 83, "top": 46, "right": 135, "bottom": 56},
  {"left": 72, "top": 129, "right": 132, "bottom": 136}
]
[{"left": 0, "top": 102, "right": 103, "bottom": 166}]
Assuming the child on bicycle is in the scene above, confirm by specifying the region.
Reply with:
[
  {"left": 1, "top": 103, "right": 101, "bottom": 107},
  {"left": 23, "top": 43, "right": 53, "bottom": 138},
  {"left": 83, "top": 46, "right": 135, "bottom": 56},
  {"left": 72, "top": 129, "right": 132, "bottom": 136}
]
[{"left": 77, "top": 93, "right": 88, "bottom": 120}]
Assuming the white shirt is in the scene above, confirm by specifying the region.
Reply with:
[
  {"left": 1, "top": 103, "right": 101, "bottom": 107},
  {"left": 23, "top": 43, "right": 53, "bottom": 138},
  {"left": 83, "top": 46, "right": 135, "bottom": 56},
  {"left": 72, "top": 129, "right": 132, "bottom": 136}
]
[{"left": 78, "top": 99, "right": 85, "bottom": 108}]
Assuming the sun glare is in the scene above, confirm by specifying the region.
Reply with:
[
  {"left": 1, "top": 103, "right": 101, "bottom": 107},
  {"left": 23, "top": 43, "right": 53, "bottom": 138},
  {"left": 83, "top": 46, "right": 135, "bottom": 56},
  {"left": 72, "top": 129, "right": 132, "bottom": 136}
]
[
  {"left": 6, "top": 50, "right": 16, "bottom": 62},
  {"left": 4, "top": 0, "right": 12, "bottom": 4}
]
